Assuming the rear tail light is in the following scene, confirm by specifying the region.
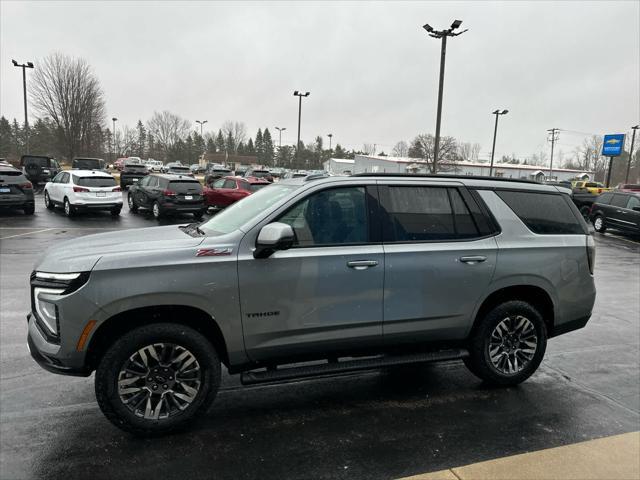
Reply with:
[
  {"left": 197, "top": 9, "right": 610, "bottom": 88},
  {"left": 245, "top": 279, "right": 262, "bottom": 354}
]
[
  {"left": 112, "top": 187, "right": 122, "bottom": 192},
  {"left": 586, "top": 235, "right": 596, "bottom": 275},
  {"left": 20, "top": 182, "right": 32, "bottom": 189},
  {"left": 73, "top": 186, "right": 90, "bottom": 193},
  {"left": 163, "top": 189, "right": 176, "bottom": 197}
]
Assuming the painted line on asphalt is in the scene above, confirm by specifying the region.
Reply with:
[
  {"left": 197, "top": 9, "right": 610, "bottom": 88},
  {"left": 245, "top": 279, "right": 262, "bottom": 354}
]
[{"left": 0, "top": 228, "right": 55, "bottom": 240}]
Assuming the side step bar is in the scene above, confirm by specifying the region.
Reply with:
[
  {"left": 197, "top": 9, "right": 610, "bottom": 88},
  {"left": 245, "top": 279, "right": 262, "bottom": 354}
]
[{"left": 240, "top": 348, "right": 469, "bottom": 386}]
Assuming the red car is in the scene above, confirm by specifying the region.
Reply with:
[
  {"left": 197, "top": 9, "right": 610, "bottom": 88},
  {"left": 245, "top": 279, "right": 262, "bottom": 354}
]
[
  {"left": 203, "top": 176, "right": 270, "bottom": 210},
  {"left": 616, "top": 183, "right": 640, "bottom": 193}
]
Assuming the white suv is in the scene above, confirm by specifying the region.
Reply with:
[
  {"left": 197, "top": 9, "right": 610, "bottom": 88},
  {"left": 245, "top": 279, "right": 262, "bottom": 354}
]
[
  {"left": 146, "top": 159, "right": 164, "bottom": 172},
  {"left": 44, "top": 170, "right": 123, "bottom": 216}
]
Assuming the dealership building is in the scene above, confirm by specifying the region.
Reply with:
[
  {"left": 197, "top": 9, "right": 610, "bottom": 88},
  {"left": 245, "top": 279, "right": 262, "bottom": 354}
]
[{"left": 324, "top": 155, "right": 592, "bottom": 182}]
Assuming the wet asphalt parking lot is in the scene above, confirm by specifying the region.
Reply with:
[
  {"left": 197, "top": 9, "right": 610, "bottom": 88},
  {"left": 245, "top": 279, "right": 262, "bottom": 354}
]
[{"left": 1, "top": 193, "right": 639, "bottom": 480}]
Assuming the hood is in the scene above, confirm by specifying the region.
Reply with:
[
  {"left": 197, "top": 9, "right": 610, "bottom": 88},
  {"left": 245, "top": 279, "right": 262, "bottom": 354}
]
[{"left": 34, "top": 225, "right": 205, "bottom": 273}]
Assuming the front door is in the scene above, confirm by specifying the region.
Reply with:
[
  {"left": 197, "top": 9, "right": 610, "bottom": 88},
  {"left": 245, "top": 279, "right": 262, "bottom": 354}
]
[
  {"left": 237, "top": 185, "right": 384, "bottom": 361},
  {"left": 378, "top": 183, "right": 497, "bottom": 344}
]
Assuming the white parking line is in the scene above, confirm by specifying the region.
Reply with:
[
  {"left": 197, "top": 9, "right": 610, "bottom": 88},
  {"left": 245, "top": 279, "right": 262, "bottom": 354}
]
[{"left": 0, "top": 228, "right": 55, "bottom": 240}]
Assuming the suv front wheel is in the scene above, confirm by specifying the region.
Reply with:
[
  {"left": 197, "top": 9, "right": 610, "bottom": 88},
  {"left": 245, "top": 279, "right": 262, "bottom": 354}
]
[
  {"left": 464, "top": 300, "right": 547, "bottom": 386},
  {"left": 95, "top": 323, "right": 221, "bottom": 436}
]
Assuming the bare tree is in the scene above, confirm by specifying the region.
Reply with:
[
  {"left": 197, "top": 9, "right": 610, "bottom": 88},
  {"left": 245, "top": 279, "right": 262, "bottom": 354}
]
[
  {"left": 471, "top": 143, "right": 481, "bottom": 162},
  {"left": 30, "top": 53, "right": 106, "bottom": 160},
  {"left": 221, "top": 121, "right": 247, "bottom": 155},
  {"left": 392, "top": 141, "right": 409, "bottom": 157},
  {"left": 362, "top": 143, "right": 376, "bottom": 155},
  {"left": 147, "top": 111, "right": 190, "bottom": 160},
  {"left": 408, "top": 134, "right": 458, "bottom": 173},
  {"left": 457, "top": 142, "right": 472, "bottom": 162}
]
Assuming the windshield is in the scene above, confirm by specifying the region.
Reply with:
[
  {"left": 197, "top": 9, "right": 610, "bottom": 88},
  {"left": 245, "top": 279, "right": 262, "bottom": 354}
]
[
  {"left": 170, "top": 167, "right": 190, "bottom": 172},
  {"left": 73, "top": 175, "right": 116, "bottom": 187},
  {"left": 200, "top": 184, "right": 297, "bottom": 236},
  {"left": 74, "top": 159, "right": 103, "bottom": 169},
  {"left": 22, "top": 156, "right": 50, "bottom": 167},
  {"left": 251, "top": 171, "right": 270, "bottom": 178},
  {"left": 169, "top": 180, "right": 202, "bottom": 193}
]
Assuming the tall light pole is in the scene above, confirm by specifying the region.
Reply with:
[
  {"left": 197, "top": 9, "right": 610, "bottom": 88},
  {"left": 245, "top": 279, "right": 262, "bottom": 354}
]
[
  {"left": 327, "top": 133, "right": 333, "bottom": 151},
  {"left": 112, "top": 117, "right": 118, "bottom": 162},
  {"left": 275, "top": 126, "right": 286, "bottom": 148},
  {"left": 293, "top": 91, "right": 310, "bottom": 163},
  {"left": 195, "top": 119, "right": 208, "bottom": 137},
  {"left": 625, "top": 125, "right": 639, "bottom": 184},
  {"left": 489, "top": 109, "right": 508, "bottom": 176},
  {"left": 12, "top": 59, "right": 34, "bottom": 153},
  {"left": 422, "top": 20, "right": 467, "bottom": 172},
  {"left": 547, "top": 128, "right": 560, "bottom": 180}
]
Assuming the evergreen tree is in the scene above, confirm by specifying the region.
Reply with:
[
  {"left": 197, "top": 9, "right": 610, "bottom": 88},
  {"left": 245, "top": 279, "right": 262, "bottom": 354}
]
[
  {"left": 136, "top": 120, "right": 146, "bottom": 158},
  {"left": 11, "top": 119, "right": 23, "bottom": 157},
  {"left": 263, "top": 128, "right": 274, "bottom": 166},
  {"left": 185, "top": 134, "right": 194, "bottom": 165},
  {"left": 215, "top": 129, "right": 225, "bottom": 152},
  {"left": 225, "top": 131, "right": 234, "bottom": 154},
  {"left": 255, "top": 128, "right": 264, "bottom": 164},
  {"left": 206, "top": 136, "right": 216, "bottom": 154},
  {"left": 0, "top": 116, "right": 12, "bottom": 158},
  {"left": 236, "top": 141, "right": 246, "bottom": 155},
  {"left": 246, "top": 137, "right": 255, "bottom": 155},
  {"left": 334, "top": 144, "right": 347, "bottom": 159}
]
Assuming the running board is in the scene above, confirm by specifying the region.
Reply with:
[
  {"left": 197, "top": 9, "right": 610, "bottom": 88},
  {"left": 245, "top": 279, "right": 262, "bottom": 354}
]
[{"left": 240, "top": 349, "right": 469, "bottom": 386}]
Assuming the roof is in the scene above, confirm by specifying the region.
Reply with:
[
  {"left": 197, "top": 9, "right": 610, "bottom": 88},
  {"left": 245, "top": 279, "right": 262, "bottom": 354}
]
[
  {"left": 0, "top": 165, "right": 21, "bottom": 172},
  {"left": 354, "top": 155, "right": 594, "bottom": 174},
  {"left": 68, "top": 169, "right": 114, "bottom": 177},
  {"left": 152, "top": 173, "right": 198, "bottom": 180},
  {"left": 328, "top": 158, "right": 355, "bottom": 164}
]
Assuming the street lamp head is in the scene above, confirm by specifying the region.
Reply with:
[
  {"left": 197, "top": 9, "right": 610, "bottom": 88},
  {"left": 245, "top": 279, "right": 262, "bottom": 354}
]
[
  {"left": 304, "top": 92, "right": 310, "bottom": 96},
  {"left": 632, "top": 125, "right": 640, "bottom": 130},
  {"left": 293, "top": 90, "right": 299, "bottom": 96},
  {"left": 26, "top": 62, "right": 34, "bottom": 68},
  {"left": 492, "top": 109, "right": 500, "bottom": 115},
  {"left": 112, "top": 117, "right": 118, "bottom": 122},
  {"left": 451, "top": 19, "right": 463, "bottom": 30},
  {"left": 422, "top": 23, "right": 434, "bottom": 33},
  {"left": 501, "top": 109, "right": 509, "bottom": 115}
]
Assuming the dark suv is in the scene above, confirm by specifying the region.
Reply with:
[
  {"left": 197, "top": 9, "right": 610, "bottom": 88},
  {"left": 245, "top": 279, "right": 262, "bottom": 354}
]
[
  {"left": 590, "top": 191, "right": 640, "bottom": 235},
  {"left": 120, "top": 161, "right": 149, "bottom": 190},
  {"left": 127, "top": 173, "right": 205, "bottom": 219},
  {"left": 20, "top": 155, "right": 61, "bottom": 189},
  {"left": 72, "top": 157, "right": 107, "bottom": 171},
  {"left": 0, "top": 164, "right": 34, "bottom": 214}
]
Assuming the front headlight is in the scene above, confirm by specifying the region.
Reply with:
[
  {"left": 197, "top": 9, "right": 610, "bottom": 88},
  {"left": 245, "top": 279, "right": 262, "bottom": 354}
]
[{"left": 34, "top": 287, "right": 64, "bottom": 335}]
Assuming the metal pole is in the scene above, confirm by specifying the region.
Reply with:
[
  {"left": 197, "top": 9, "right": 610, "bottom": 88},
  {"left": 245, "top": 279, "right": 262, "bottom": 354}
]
[
  {"left": 489, "top": 113, "right": 499, "bottom": 176},
  {"left": 296, "top": 96, "right": 302, "bottom": 161},
  {"left": 22, "top": 66, "right": 29, "bottom": 153},
  {"left": 547, "top": 128, "right": 558, "bottom": 180},
  {"left": 279, "top": 129, "right": 282, "bottom": 148},
  {"left": 606, "top": 156, "right": 614, "bottom": 187},
  {"left": 328, "top": 134, "right": 333, "bottom": 150},
  {"left": 112, "top": 118, "right": 117, "bottom": 162},
  {"left": 625, "top": 127, "right": 638, "bottom": 184},
  {"left": 433, "top": 35, "right": 447, "bottom": 172}
]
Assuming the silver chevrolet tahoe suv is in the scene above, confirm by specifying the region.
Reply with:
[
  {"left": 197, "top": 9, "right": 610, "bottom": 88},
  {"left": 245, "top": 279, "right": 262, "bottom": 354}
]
[{"left": 28, "top": 174, "right": 596, "bottom": 435}]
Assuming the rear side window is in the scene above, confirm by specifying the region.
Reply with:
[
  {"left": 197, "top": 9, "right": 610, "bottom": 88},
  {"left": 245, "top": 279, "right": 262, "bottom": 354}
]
[
  {"left": 597, "top": 193, "right": 614, "bottom": 204},
  {"left": 496, "top": 191, "right": 583, "bottom": 234},
  {"left": 73, "top": 176, "right": 116, "bottom": 187},
  {"left": 382, "top": 186, "right": 480, "bottom": 241},
  {"left": 0, "top": 170, "right": 23, "bottom": 178},
  {"left": 169, "top": 181, "right": 202, "bottom": 193},
  {"left": 610, "top": 194, "right": 629, "bottom": 208},
  {"left": 627, "top": 196, "right": 640, "bottom": 210}
]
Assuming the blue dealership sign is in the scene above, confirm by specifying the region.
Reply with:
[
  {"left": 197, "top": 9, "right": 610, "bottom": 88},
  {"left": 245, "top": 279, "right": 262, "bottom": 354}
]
[{"left": 602, "top": 133, "right": 625, "bottom": 157}]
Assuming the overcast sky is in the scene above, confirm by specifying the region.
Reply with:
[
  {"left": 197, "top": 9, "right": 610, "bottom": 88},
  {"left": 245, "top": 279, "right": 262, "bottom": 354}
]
[{"left": 1, "top": 1, "right": 639, "bottom": 162}]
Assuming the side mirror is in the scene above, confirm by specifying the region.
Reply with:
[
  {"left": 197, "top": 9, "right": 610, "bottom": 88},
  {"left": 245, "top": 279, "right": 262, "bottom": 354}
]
[{"left": 254, "top": 222, "right": 295, "bottom": 259}]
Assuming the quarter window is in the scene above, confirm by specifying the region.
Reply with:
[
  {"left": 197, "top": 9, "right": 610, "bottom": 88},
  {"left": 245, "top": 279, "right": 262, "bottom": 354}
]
[
  {"left": 277, "top": 187, "right": 368, "bottom": 246},
  {"left": 382, "top": 186, "right": 479, "bottom": 241}
]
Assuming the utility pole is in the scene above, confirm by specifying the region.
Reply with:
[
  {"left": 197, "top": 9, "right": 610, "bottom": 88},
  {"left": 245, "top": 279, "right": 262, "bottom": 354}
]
[
  {"left": 328, "top": 133, "right": 333, "bottom": 151},
  {"left": 422, "top": 20, "right": 467, "bottom": 172},
  {"left": 11, "top": 59, "right": 34, "bottom": 153},
  {"left": 489, "top": 109, "right": 509, "bottom": 176},
  {"left": 293, "top": 91, "right": 310, "bottom": 163},
  {"left": 112, "top": 117, "right": 118, "bottom": 163},
  {"left": 275, "top": 126, "right": 286, "bottom": 149},
  {"left": 625, "top": 125, "right": 639, "bottom": 184},
  {"left": 547, "top": 128, "right": 560, "bottom": 180}
]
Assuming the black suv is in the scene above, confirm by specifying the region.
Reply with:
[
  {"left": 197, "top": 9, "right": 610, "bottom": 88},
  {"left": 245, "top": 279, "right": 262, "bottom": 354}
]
[
  {"left": 127, "top": 173, "right": 205, "bottom": 219},
  {"left": 20, "top": 155, "right": 61, "bottom": 189},
  {"left": 0, "top": 164, "right": 34, "bottom": 214},
  {"left": 72, "top": 157, "right": 107, "bottom": 171},
  {"left": 204, "top": 164, "right": 232, "bottom": 185},
  {"left": 590, "top": 192, "right": 640, "bottom": 235},
  {"left": 120, "top": 161, "right": 148, "bottom": 190}
]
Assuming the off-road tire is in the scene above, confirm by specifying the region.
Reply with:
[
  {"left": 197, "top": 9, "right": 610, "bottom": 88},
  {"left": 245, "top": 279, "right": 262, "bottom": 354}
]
[
  {"left": 464, "top": 300, "right": 547, "bottom": 386},
  {"left": 95, "top": 323, "right": 221, "bottom": 436}
]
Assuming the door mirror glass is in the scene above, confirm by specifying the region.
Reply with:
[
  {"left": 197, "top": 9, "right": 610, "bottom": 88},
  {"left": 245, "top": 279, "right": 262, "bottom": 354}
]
[{"left": 254, "top": 222, "right": 295, "bottom": 259}]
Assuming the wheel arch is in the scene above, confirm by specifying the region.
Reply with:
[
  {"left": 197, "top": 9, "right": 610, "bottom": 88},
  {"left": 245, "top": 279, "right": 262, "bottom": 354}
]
[
  {"left": 85, "top": 305, "right": 230, "bottom": 371},
  {"left": 468, "top": 284, "right": 555, "bottom": 338}
]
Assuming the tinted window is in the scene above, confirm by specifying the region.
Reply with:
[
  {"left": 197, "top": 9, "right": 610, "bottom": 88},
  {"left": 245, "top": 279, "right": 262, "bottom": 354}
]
[
  {"left": 22, "top": 156, "right": 49, "bottom": 167},
  {"left": 496, "top": 191, "right": 584, "bottom": 234},
  {"left": 73, "top": 176, "right": 116, "bottom": 187},
  {"left": 170, "top": 167, "right": 190, "bottom": 173},
  {"left": 250, "top": 171, "right": 270, "bottom": 178},
  {"left": 278, "top": 187, "right": 368, "bottom": 246},
  {"left": 597, "top": 192, "right": 614, "bottom": 204},
  {"left": 73, "top": 159, "right": 103, "bottom": 169},
  {"left": 138, "top": 176, "right": 151, "bottom": 187},
  {"left": 169, "top": 180, "right": 202, "bottom": 194},
  {"left": 611, "top": 194, "right": 629, "bottom": 208},
  {"left": 627, "top": 196, "right": 640, "bottom": 210},
  {"left": 248, "top": 183, "right": 267, "bottom": 193},
  {"left": 382, "top": 187, "right": 478, "bottom": 241},
  {"left": 223, "top": 179, "right": 237, "bottom": 189},
  {"left": 60, "top": 173, "right": 70, "bottom": 183},
  {"left": 0, "top": 170, "right": 22, "bottom": 178}
]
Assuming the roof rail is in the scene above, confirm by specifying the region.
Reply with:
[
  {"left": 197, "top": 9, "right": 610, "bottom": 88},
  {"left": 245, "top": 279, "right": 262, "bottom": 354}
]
[
  {"left": 350, "top": 172, "right": 540, "bottom": 184},
  {"left": 304, "top": 173, "right": 330, "bottom": 182}
]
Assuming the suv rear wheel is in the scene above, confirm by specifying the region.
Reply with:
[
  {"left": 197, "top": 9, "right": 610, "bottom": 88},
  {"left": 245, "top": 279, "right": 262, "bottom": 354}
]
[
  {"left": 95, "top": 323, "right": 221, "bottom": 436},
  {"left": 464, "top": 300, "right": 547, "bottom": 385}
]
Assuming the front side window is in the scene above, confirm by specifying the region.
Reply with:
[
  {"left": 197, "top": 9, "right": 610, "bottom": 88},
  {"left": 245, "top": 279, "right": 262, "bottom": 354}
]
[
  {"left": 597, "top": 192, "right": 614, "bottom": 204},
  {"left": 277, "top": 187, "right": 368, "bottom": 246},
  {"left": 382, "top": 186, "right": 479, "bottom": 241},
  {"left": 611, "top": 194, "right": 629, "bottom": 208},
  {"left": 625, "top": 195, "right": 640, "bottom": 210}
]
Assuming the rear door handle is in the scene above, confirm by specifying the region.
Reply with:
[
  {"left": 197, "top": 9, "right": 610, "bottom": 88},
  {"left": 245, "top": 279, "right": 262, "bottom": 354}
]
[
  {"left": 347, "top": 260, "right": 378, "bottom": 270},
  {"left": 460, "top": 255, "right": 487, "bottom": 264}
]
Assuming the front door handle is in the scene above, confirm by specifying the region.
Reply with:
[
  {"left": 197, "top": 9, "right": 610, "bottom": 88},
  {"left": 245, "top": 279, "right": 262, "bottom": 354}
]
[
  {"left": 347, "top": 260, "right": 378, "bottom": 270},
  {"left": 460, "top": 255, "right": 487, "bottom": 264}
]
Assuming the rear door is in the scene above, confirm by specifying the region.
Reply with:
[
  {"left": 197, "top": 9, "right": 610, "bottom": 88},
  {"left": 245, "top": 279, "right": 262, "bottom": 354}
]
[
  {"left": 378, "top": 182, "right": 497, "bottom": 343},
  {"left": 620, "top": 195, "right": 640, "bottom": 233},
  {"left": 608, "top": 194, "right": 631, "bottom": 230}
]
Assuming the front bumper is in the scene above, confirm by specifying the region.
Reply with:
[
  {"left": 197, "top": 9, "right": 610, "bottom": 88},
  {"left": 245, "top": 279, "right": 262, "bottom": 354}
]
[{"left": 27, "top": 313, "right": 91, "bottom": 377}]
